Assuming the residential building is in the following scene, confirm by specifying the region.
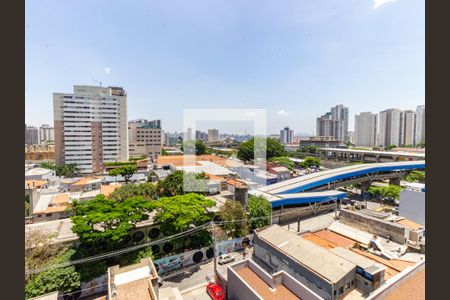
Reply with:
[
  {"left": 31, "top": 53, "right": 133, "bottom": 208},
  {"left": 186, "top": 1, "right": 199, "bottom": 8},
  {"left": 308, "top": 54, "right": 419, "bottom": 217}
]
[
  {"left": 253, "top": 225, "right": 357, "bottom": 300},
  {"left": 195, "top": 130, "right": 208, "bottom": 142},
  {"left": 208, "top": 129, "right": 220, "bottom": 142},
  {"left": 227, "top": 259, "right": 322, "bottom": 300},
  {"left": 400, "top": 110, "right": 416, "bottom": 146},
  {"left": 128, "top": 119, "right": 162, "bottom": 158},
  {"left": 354, "top": 112, "right": 378, "bottom": 147},
  {"left": 39, "top": 124, "right": 55, "bottom": 143},
  {"left": 415, "top": 105, "right": 425, "bottom": 145},
  {"left": 316, "top": 105, "right": 349, "bottom": 142},
  {"left": 279, "top": 126, "right": 294, "bottom": 144},
  {"left": 32, "top": 192, "right": 72, "bottom": 222},
  {"left": 53, "top": 85, "right": 128, "bottom": 174},
  {"left": 107, "top": 257, "right": 159, "bottom": 300},
  {"left": 25, "top": 144, "right": 55, "bottom": 161},
  {"left": 300, "top": 136, "right": 346, "bottom": 148},
  {"left": 25, "top": 167, "right": 56, "bottom": 181},
  {"left": 25, "top": 124, "right": 39, "bottom": 145},
  {"left": 378, "top": 109, "right": 402, "bottom": 147},
  {"left": 185, "top": 127, "right": 193, "bottom": 141}
]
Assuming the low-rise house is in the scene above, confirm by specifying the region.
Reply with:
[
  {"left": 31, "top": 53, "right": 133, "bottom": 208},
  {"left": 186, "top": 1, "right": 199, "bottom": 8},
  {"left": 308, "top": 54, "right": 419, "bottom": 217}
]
[
  {"left": 69, "top": 176, "right": 102, "bottom": 192},
  {"left": 25, "top": 167, "right": 56, "bottom": 181},
  {"left": 32, "top": 193, "right": 71, "bottom": 222}
]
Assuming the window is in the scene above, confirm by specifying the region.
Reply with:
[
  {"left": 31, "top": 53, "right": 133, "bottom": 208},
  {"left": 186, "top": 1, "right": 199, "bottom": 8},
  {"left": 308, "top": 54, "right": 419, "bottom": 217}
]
[
  {"left": 339, "top": 287, "right": 344, "bottom": 294},
  {"left": 46, "top": 213, "right": 53, "bottom": 217}
]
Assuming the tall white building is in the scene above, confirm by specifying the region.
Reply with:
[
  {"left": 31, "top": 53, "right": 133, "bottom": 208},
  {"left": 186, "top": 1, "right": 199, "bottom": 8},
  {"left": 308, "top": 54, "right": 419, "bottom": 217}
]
[
  {"left": 354, "top": 112, "right": 377, "bottom": 147},
  {"left": 415, "top": 105, "right": 425, "bottom": 145},
  {"left": 39, "top": 124, "right": 55, "bottom": 143},
  {"left": 316, "top": 105, "right": 349, "bottom": 142},
  {"left": 208, "top": 129, "right": 219, "bottom": 143},
  {"left": 279, "top": 126, "right": 294, "bottom": 144},
  {"left": 53, "top": 85, "right": 128, "bottom": 174},
  {"left": 400, "top": 110, "right": 416, "bottom": 146},
  {"left": 378, "top": 108, "right": 402, "bottom": 147}
]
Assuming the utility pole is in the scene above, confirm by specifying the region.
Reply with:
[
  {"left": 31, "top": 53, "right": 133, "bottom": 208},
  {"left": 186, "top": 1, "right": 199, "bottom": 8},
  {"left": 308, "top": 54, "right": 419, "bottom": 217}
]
[
  {"left": 297, "top": 210, "right": 301, "bottom": 233},
  {"left": 210, "top": 222, "right": 217, "bottom": 280},
  {"left": 334, "top": 197, "right": 338, "bottom": 219}
]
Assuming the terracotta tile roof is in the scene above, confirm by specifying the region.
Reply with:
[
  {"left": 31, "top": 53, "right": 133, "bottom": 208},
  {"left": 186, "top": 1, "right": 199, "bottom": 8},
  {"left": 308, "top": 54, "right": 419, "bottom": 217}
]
[
  {"left": 45, "top": 205, "right": 69, "bottom": 213},
  {"left": 156, "top": 154, "right": 228, "bottom": 167},
  {"left": 236, "top": 266, "right": 301, "bottom": 300},
  {"left": 226, "top": 178, "right": 247, "bottom": 188},
  {"left": 312, "top": 230, "right": 357, "bottom": 249},
  {"left": 25, "top": 180, "right": 47, "bottom": 189},
  {"left": 382, "top": 267, "right": 425, "bottom": 300},
  {"left": 396, "top": 219, "right": 423, "bottom": 230},
  {"left": 71, "top": 176, "right": 102, "bottom": 186},
  {"left": 101, "top": 184, "right": 122, "bottom": 197},
  {"left": 52, "top": 193, "right": 70, "bottom": 204},
  {"left": 206, "top": 174, "right": 227, "bottom": 181}
]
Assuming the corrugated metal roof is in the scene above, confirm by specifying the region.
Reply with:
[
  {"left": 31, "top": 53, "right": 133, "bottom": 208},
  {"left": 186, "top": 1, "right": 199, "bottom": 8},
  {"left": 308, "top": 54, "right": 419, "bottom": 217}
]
[{"left": 256, "top": 225, "right": 356, "bottom": 283}]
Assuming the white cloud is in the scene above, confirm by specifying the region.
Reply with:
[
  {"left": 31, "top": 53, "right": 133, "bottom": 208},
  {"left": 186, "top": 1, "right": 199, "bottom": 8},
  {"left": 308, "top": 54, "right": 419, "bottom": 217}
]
[
  {"left": 277, "top": 110, "right": 289, "bottom": 116},
  {"left": 104, "top": 67, "right": 111, "bottom": 74},
  {"left": 373, "top": 0, "right": 396, "bottom": 9}
]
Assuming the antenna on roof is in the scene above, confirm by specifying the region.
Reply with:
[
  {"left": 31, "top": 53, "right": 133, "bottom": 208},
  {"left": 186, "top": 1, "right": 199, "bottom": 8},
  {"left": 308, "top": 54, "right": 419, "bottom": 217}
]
[{"left": 93, "top": 80, "right": 102, "bottom": 87}]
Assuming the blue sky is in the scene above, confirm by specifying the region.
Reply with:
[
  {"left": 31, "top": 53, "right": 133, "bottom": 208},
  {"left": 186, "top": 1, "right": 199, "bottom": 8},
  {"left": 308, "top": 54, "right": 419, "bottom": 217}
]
[{"left": 26, "top": 0, "right": 424, "bottom": 134}]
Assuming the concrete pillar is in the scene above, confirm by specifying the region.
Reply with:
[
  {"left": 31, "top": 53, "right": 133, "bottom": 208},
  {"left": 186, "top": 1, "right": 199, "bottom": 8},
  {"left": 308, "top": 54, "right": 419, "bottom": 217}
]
[
  {"left": 360, "top": 181, "right": 371, "bottom": 194},
  {"left": 389, "top": 178, "right": 401, "bottom": 186},
  {"left": 376, "top": 155, "right": 380, "bottom": 163}
]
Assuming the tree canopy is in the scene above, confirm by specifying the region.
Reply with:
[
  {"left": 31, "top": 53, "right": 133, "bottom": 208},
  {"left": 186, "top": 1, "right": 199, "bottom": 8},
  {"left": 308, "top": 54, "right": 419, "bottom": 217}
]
[
  {"left": 219, "top": 200, "right": 249, "bottom": 238},
  {"left": 181, "top": 140, "right": 207, "bottom": 155},
  {"left": 269, "top": 156, "right": 295, "bottom": 171},
  {"left": 248, "top": 195, "right": 272, "bottom": 230},
  {"left": 108, "top": 182, "right": 157, "bottom": 202},
  {"left": 156, "top": 170, "right": 208, "bottom": 197},
  {"left": 109, "top": 165, "right": 137, "bottom": 184},
  {"left": 237, "top": 137, "right": 286, "bottom": 161},
  {"left": 368, "top": 184, "right": 402, "bottom": 200},
  {"left": 300, "top": 156, "right": 321, "bottom": 169},
  {"left": 71, "top": 195, "right": 155, "bottom": 252},
  {"left": 153, "top": 193, "right": 215, "bottom": 236},
  {"left": 405, "top": 170, "right": 425, "bottom": 183},
  {"left": 386, "top": 144, "right": 397, "bottom": 151}
]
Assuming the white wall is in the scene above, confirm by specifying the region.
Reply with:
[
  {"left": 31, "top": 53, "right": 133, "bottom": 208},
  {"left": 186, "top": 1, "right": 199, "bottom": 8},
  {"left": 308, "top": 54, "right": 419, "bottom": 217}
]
[{"left": 399, "top": 190, "right": 425, "bottom": 226}]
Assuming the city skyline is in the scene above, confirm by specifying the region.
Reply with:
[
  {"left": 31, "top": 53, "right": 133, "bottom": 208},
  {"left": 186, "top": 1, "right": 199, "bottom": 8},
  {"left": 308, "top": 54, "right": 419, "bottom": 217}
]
[{"left": 26, "top": 0, "right": 424, "bottom": 133}]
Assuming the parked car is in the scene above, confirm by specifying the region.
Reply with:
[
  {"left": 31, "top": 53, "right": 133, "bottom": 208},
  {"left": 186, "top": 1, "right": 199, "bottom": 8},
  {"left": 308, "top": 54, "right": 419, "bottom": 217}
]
[
  {"left": 218, "top": 253, "right": 235, "bottom": 265},
  {"left": 206, "top": 283, "right": 225, "bottom": 300}
]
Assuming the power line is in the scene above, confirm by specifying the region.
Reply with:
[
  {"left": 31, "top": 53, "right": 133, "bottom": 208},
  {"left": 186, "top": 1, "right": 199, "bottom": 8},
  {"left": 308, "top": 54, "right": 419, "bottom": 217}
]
[{"left": 26, "top": 200, "right": 338, "bottom": 275}]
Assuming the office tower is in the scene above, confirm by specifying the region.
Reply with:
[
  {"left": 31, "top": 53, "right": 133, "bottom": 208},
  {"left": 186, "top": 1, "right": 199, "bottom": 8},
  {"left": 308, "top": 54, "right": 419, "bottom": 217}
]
[
  {"left": 279, "top": 126, "right": 294, "bottom": 144},
  {"left": 128, "top": 119, "right": 162, "bottom": 158},
  {"left": 185, "top": 127, "right": 193, "bottom": 141},
  {"left": 25, "top": 124, "right": 39, "bottom": 145},
  {"left": 316, "top": 105, "right": 349, "bottom": 142},
  {"left": 208, "top": 129, "right": 219, "bottom": 142},
  {"left": 39, "top": 124, "right": 55, "bottom": 143},
  {"left": 354, "top": 112, "right": 378, "bottom": 147},
  {"left": 53, "top": 85, "right": 128, "bottom": 174},
  {"left": 415, "top": 105, "right": 425, "bottom": 145},
  {"left": 400, "top": 110, "right": 416, "bottom": 146},
  {"left": 378, "top": 108, "right": 402, "bottom": 147}
]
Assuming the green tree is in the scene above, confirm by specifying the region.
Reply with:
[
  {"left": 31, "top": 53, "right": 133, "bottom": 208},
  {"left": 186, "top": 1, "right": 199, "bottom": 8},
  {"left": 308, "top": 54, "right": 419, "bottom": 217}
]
[
  {"left": 219, "top": 200, "right": 249, "bottom": 238},
  {"left": 25, "top": 201, "right": 30, "bottom": 217},
  {"left": 180, "top": 140, "right": 207, "bottom": 155},
  {"left": 237, "top": 137, "right": 285, "bottom": 161},
  {"left": 386, "top": 144, "right": 397, "bottom": 151},
  {"left": 368, "top": 186, "right": 383, "bottom": 198},
  {"left": 417, "top": 141, "right": 425, "bottom": 148},
  {"left": 108, "top": 182, "right": 157, "bottom": 202},
  {"left": 248, "top": 195, "right": 272, "bottom": 230},
  {"left": 55, "top": 163, "right": 80, "bottom": 177},
  {"left": 109, "top": 165, "right": 137, "bottom": 184},
  {"left": 153, "top": 193, "right": 215, "bottom": 236},
  {"left": 269, "top": 157, "right": 295, "bottom": 171},
  {"left": 300, "top": 156, "right": 320, "bottom": 169},
  {"left": 381, "top": 185, "right": 402, "bottom": 200},
  {"left": 71, "top": 195, "right": 155, "bottom": 252},
  {"left": 25, "top": 248, "right": 81, "bottom": 299},
  {"left": 38, "top": 161, "right": 56, "bottom": 170},
  {"left": 156, "top": 170, "right": 208, "bottom": 197},
  {"left": 300, "top": 146, "right": 319, "bottom": 154},
  {"left": 405, "top": 170, "right": 425, "bottom": 183}
]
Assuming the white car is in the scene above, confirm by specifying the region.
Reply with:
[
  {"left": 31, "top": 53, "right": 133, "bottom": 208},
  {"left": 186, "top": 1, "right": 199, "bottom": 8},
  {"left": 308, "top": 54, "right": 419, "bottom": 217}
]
[{"left": 218, "top": 253, "right": 235, "bottom": 265}]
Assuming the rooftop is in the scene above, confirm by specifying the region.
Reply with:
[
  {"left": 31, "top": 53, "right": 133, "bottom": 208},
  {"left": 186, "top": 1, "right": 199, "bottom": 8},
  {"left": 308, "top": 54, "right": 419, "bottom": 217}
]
[
  {"left": 396, "top": 218, "right": 424, "bottom": 231},
  {"left": 378, "top": 265, "right": 425, "bottom": 300},
  {"left": 100, "top": 184, "right": 122, "bottom": 197},
  {"left": 70, "top": 176, "right": 102, "bottom": 186},
  {"left": 301, "top": 229, "right": 357, "bottom": 249},
  {"left": 236, "top": 266, "right": 301, "bottom": 300},
  {"left": 256, "top": 225, "right": 356, "bottom": 283},
  {"left": 25, "top": 167, "right": 54, "bottom": 176},
  {"left": 25, "top": 179, "right": 48, "bottom": 189},
  {"left": 33, "top": 193, "right": 71, "bottom": 214}
]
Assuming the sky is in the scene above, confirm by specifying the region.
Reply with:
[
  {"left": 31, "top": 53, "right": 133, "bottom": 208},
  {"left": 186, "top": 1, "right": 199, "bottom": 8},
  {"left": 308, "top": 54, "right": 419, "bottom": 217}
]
[{"left": 26, "top": 0, "right": 424, "bottom": 134}]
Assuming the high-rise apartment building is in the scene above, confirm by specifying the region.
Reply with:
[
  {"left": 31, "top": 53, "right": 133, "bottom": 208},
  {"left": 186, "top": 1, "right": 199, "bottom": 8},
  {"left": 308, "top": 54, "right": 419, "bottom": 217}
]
[
  {"left": 316, "top": 105, "right": 349, "bottom": 142},
  {"left": 39, "top": 124, "right": 55, "bottom": 143},
  {"left": 378, "top": 108, "right": 402, "bottom": 147},
  {"left": 415, "top": 105, "right": 425, "bottom": 145},
  {"left": 195, "top": 130, "right": 208, "bottom": 142},
  {"left": 25, "top": 124, "right": 39, "bottom": 145},
  {"left": 354, "top": 112, "right": 377, "bottom": 147},
  {"left": 53, "top": 85, "right": 128, "bottom": 174},
  {"left": 279, "top": 126, "right": 294, "bottom": 144},
  {"left": 128, "top": 119, "right": 162, "bottom": 158},
  {"left": 208, "top": 129, "right": 219, "bottom": 143},
  {"left": 400, "top": 110, "right": 416, "bottom": 146}
]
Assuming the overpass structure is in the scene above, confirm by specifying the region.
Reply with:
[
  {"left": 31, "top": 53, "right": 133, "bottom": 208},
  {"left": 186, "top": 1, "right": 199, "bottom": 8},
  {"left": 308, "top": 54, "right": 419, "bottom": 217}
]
[
  {"left": 318, "top": 148, "right": 425, "bottom": 163},
  {"left": 250, "top": 160, "right": 425, "bottom": 208}
]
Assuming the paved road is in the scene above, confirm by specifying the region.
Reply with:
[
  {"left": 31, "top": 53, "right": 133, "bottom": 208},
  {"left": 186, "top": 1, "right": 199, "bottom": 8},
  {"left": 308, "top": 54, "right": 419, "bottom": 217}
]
[{"left": 161, "top": 248, "right": 253, "bottom": 292}]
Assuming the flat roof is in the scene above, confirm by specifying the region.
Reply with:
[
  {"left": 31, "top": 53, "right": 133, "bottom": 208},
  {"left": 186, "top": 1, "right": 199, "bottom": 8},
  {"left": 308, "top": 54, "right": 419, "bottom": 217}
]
[
  {"left": 71, "top": 176, "right": 102, "bottom": 186},
  {"left": 302, "top": 230, "right": 357, "bottom": 249},
  {"left": 382, "top": 265, "right": 425, "bottom": 300},
  {"left": 396, "top": 218, "right": 424, "bottom": 231},
  {"left": 236, "top": 266, "right": 301, "bottom": 300},
  {"left": 256, "top": 225, "right": 356, "bottom": 283},
  {"left": 330, "top": 247, "right": 385, "bottom": 272},
  {"left": 25, "top": 167, "right": 54, "bottom": 176}
]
